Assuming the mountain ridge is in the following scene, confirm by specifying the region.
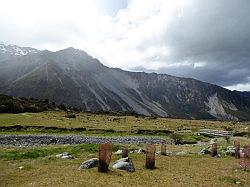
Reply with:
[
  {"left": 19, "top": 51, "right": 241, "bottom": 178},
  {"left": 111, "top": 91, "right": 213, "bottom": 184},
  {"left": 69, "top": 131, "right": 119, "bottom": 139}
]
[{"left": 0, "top": 43, "right": 250, "bottom": 121}]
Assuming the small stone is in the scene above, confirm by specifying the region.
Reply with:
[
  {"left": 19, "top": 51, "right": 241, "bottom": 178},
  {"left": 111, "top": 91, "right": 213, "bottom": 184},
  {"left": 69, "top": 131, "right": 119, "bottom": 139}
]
[
  {"left": 166, "top": 151, "right": 173, "bottom": 156},
  {"left": 137, "top": 149, "right": 146, "bottom": 154},
  {"left": 176, "top": 151, "right": 187, "bottom": 156},
  {"left": 235, "top": 181, "right": 241, "bottom": 184},
  {"left": 61, "top": 155, "right": 74, "bottom": 159},
  {"left": 114, "top": 150, "right": 123, "bottom": 155},
  {"left": 56, "top": 152, "right": 74, "bottom": 159},
  {"left": 209, "top": 139, "right": 217, "bottom": 145},
  {"left": 156, "top": 151, "right": 161, "bottom": 155},
  {"left": 225, "top": 149, "right": 235, "bottom": 156},
  {"left": 200, "top": 148, "right": 211, "bottom": 155},
  {"left": 215, "top": 154, "right": 221, "bottom": 158},
  {"left": 56, "top": 154, "right": 63, "bottom": 158}
]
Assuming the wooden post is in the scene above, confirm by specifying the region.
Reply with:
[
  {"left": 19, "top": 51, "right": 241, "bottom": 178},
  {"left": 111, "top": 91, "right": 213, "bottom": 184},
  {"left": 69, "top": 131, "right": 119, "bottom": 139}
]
[
  {"left": 234, "top": 140, "right": 240, "bottom": 159},
  {"left": 160, "top": 143, "right": 166, "bottom": 156},
  {"left": 210, "top": 143, "right": 218, "bottom": 157},
  {"left": 122, "top": 147, "right": 129, "bottom": 158},
  {"left": 98, "top": 143, "right": 112, "bottom": 172},
  {"left": 239, "top": 145, "right": 250, "bottom": 171},
  {"left": 145, "top": 144, "right": 156, "bottom": 169}
]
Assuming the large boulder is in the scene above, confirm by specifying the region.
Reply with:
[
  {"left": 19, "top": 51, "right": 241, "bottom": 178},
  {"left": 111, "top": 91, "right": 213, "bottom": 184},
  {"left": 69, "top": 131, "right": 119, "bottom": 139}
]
[
  {"left": 79, "top": 158, "right": 99, "bottom": 169},
  {"left": 112, "top": 157, "right": 135, "bottom": 172},
  {"left": 112, "top": 161, "right": 135, "bottom": 172}
]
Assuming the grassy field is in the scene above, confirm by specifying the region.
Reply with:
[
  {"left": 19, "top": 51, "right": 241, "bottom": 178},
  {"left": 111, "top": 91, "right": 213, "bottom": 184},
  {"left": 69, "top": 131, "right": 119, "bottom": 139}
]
[
  {"left": 0, "top": 111, "right": 250, "bottom": 186},
  {"left": 0, "top": 111, "right": 249, "bottom": 134},
  {"left": 0, "top": 142, "right": 250, "bottom": 187}
]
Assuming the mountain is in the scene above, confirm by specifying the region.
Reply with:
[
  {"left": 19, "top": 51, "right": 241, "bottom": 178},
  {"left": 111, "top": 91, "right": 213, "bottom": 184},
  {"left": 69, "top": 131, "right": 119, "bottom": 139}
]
[
  {"left": 0, "top": 43, "right": 250, "bottom": 121},
  {"left": 0, "top": 42, "right": 39, "bottom": 62}
]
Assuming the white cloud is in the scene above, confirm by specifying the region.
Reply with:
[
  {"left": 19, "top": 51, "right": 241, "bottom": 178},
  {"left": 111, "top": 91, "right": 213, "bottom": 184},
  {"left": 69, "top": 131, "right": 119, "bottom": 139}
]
[
  {"left": 226, "top": 83, "right": 250, "bottom": 91},
  {"left": 0, "top": 0, "right": 187, "bottom": 68},
  {"left": 0, "top": 0, "right": 250, "bottom": 90}
]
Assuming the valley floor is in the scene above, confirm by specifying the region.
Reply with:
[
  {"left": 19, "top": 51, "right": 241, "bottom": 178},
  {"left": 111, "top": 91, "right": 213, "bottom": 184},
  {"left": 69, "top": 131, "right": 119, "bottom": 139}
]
[
  {"left": 0, "top": 111, "right": 249, "bottom": 186},
  {"left": 0, "top": 111, "right": 249, "bottom": 136}
]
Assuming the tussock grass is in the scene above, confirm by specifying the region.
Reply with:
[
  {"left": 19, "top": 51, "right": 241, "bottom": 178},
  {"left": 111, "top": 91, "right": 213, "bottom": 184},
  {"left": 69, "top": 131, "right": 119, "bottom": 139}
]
[
  {"left": 0, "top": 111, "right": 249, "bottom": 136},
  {"left": 0, "top": 144, "right": 249, "bottom": 187}
]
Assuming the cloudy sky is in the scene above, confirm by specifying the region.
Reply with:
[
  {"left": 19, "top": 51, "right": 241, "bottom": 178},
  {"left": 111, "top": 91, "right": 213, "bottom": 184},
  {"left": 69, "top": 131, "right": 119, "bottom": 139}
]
[{"left": 0, "top": 0, "right": 250, "bottom": 91}]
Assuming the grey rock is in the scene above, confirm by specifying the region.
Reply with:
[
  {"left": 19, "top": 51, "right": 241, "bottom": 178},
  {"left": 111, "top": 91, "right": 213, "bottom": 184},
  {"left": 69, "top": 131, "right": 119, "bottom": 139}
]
[
  {"left": 200, "top": 148, "right": 211, "bottom": 155},
  {"left": 114, "top": 150, "right": 123, "bottom": 155},
  {"left": 215, "top": 154, "right": 221, "bottom": 158},
  {"left": 136, "top": 149, "right": 146, "bottom": 154},
  {"left": 113, "top": 157, "right": 130, "bottom": 164},
  {"left": 61, "top": 155, "right": 74, "bottom": 159},
  {"left": 176, "top": 151, "right": 188, "bottom": 156},
  {"left": 209, "top": 139, "right": 217, "bottom": 145},
  {"left": 112, "top": 157, "right": 135, "bottom": 172},
  {"left": 225, "top": 146, "right": 235, "bottom": 156},
  {"left": 112, "top": 161, "right": 135, "bottom": 172},
  {"left": 79, "top": 158, "right": 99, "bottom": 169},
  {"left": 0, "top": 135, "right": 167, "bottom": 146},
  {"left": 56, "top": 152, "right": 74, "bottom": 159},
  {"left": 165, "top": 150, "right": 173, "bottom": 156}
]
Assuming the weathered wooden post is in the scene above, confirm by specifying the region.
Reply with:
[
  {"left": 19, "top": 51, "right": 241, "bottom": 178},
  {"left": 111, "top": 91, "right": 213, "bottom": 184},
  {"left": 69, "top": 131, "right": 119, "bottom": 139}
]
[
  {"left": 98, "top": 143, "right": 112, "bottom": 172},
  {"left": 210, "top": 143, "right": 218, "bottom": 157},
  {"left": 145, "top": 144, "right": 156, "bottom": 169},
  {"left": 239, "top": 145, "right": 250, "bottom": 171},
  {"left": 122, "top": 147, "right": 129, "bottom": 158},
  {"left": 160, "top": 143, "right": 166, "bottom": 156},
  {"left": 234, "top": 140, "right": 240, "bottom": 159}
]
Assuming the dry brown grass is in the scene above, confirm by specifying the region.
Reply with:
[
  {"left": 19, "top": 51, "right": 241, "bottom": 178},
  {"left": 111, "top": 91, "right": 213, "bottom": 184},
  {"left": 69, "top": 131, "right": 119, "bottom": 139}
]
[{"left": 0, "top": 144, "right": 250, "bottom": 187}]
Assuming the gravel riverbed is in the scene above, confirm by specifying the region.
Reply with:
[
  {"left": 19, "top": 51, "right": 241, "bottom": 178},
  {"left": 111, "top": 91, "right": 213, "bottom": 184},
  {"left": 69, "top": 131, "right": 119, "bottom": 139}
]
[{"left": 0, "top": 135, "right": 168, "bottom": 146}]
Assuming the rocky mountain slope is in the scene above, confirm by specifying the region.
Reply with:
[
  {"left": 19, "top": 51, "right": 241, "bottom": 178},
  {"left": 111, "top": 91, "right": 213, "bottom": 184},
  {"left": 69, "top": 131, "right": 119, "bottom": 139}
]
[
  {"left": 0, "top": 42, "right": 39, "bottom": 62},
  {"left": 0, "top": 43, "right": 249, "bottom": 120}
]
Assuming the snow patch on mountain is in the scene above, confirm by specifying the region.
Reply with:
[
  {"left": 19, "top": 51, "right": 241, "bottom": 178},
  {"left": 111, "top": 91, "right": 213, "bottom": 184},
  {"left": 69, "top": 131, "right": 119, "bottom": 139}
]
[{"left": 0, "top": 43, "right": 39, "bottom": 56}]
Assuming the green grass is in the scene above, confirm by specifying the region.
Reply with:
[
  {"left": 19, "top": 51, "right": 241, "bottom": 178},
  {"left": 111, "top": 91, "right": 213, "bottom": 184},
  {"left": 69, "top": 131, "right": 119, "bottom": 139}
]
[
  {"left": 0, "top": 144, "right": 121, "bottom": 161},
  {"left": 220, "top": 176, "right": 245, "bottom": 186},
  {"left": 0, "top": 111, "right": 249, "bottom": 138},
  {"left": 0, "top": 111, "right": 249, "bottom": 186},
  {"left": 0, "top": 111, "right": 249, "bottom": 131}
]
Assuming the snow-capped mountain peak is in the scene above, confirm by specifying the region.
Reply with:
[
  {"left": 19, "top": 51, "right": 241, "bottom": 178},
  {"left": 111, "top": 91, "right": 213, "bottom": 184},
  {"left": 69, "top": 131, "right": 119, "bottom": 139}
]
[{"left": 0, "top": 42, "right": 39, "bottom": 56}]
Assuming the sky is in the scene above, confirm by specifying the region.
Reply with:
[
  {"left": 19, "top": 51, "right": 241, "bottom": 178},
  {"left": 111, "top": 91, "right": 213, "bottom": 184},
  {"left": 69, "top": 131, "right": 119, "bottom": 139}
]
[{"left": 0, "top": 0, "right": 250, "bottom": 91}]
